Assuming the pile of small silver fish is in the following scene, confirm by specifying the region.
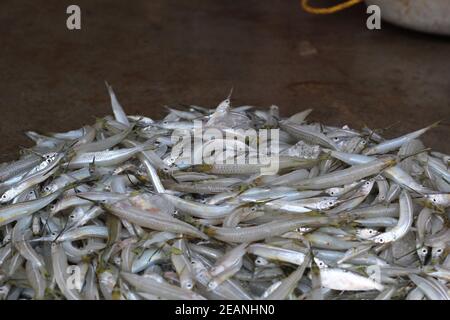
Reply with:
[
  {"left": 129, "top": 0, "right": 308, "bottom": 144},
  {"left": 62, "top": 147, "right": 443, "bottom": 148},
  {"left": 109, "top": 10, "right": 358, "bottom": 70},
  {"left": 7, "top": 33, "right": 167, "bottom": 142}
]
[{"left": 0, "top": 84, "right": 449, "bottom": 300}]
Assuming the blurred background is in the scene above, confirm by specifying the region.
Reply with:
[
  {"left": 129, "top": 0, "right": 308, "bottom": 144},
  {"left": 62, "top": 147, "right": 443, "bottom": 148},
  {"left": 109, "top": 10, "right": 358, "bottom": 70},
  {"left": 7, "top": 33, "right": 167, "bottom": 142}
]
[{"left": 0, "top": 0, "right": 449, "bottom": 162}]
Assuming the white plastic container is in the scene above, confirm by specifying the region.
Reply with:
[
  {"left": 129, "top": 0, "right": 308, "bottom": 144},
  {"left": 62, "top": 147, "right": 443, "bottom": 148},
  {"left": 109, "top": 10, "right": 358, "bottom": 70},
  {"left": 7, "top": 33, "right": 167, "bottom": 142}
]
[{"left": 365, "top": 0, "right": 450, "bottom": 36}]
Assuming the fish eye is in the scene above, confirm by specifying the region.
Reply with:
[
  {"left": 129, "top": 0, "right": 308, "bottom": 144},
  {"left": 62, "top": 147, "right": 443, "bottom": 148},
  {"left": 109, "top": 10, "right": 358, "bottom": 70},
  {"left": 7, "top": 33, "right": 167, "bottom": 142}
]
[
  {"left": 185, "top": 283, "right": 193, "bottom": 289},
  {"left": 1, "top": 195, "right": 7, "bottom": 199},
  {"left": 436, "top": 248, "right": 443, "bottom": 253},
  {"left": 251, "top": 206, "right": 257, "bottom": 212},
  {"left": 421, "top": 248, "right": 428, "bottom": 254},
  {"left": 377, "top": 238, "right": 384, "bottom": 244},
  {"left": 330, "top": 191, "right": 335, "bottom": 195},
  {"left": 163, "top": 121, "right": 168, "bottom": 125},
  {"left": 69, "top": 214, "right": 75, "bottom": 219},
  {"left": 328, "top": 201, "right": 333, "bottom": 206},
  {"left": 361, "top": 140, "right": 366, "bottom": 145},
  {"left": 51, "top": 232, "right": 57, "bottom": 236},
  {"left": 368, "top": 230, "right": 373, "bottom": 234},
  {"left": 49, "top": 205, "right": 56, "bottom": 210},
  {"left": 365, "top": 181, "right": 370, "bottom": 185},
  {"left": 333, "top": 137, "right": 339, "bottom": 141},
  {"left": 46, "top": 159, "right": 52, "bottom": 163}
]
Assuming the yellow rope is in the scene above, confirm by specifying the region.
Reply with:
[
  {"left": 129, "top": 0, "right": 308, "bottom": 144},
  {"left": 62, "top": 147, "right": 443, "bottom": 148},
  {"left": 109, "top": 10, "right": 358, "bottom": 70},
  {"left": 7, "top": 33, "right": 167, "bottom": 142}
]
[{"left": 301, "top": 0, "right": 363, "bottom": 14}]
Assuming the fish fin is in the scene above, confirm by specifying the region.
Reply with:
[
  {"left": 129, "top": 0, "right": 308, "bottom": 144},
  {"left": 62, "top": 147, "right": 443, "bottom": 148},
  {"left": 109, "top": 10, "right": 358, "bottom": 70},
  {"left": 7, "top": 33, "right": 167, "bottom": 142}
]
[{"left": 105, "top": 81, "right": 130, "bottom": 126}]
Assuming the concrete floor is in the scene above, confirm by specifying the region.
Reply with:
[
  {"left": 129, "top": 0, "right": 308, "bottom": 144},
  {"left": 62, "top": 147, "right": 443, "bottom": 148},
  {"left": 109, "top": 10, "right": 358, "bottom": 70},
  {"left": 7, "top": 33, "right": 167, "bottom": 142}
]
[{"left": 0, "top": 0, "right": 449, "bottom": 162}]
